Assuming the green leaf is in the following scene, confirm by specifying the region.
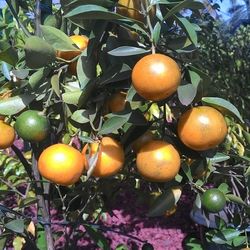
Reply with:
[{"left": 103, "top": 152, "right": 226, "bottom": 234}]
[
  {"left": 5, "top": 219, "right": 25, "bottom": 233},
  {"left": 108, "top": 46, "right": 150, "bottom": 57},
  {"left": 202, "top": 97, "right": 243, "bottom": 123},
  {"left": 177, "top": 84, "right": 197, "bottom": 106},
  {"left": 0, "top": 237, "right": 7, "bottom": 249},
  {"left": 147, "top": 186, "right": 182, "bottom": 217},
  {"left": 243, "top": 130, "right": 250, "bottom": 145},
  {"left": 232, "top": 236, "right": 246, "bottom": 247},
  {"left": 12, "top": 69, "right": 29, "bottom": 80},
  {"left": 62, "top": 91, "right": 82, "bottom": 105},
  {"left": 84, "top": 224, "right": 110, "bottom": 250},
  {"left": 208, "top": 153, "right": 230, "bottom": 164},
  {"left": 153, "top": 22, "right": 161, "bottom": 45},
  {"left": 189, "top": 70, "right": 201, "bottom": 88},
  {"left": 0, "top": 47, "right": 18, "bottom": 66},
  {"left": 50, "top": 74, "right": 60, "bottom": 97},
  {"left": 36, "top": 223, "right": 47, "bottom": 250},
  {"left": 174, "top": 16, "right": 198, "bottom": 46},
  {"left": 226, "top": 194, "right": 246, "bottom": 206},
  {"left": 217, "top": 183, "right": 230, "bottom": 194},
  {"left": 40, "top": 25, "right": 79, "bottom": 51},
  {"left": 163, "top": 0, "right": 203, "bottom": 20},
  {"left": 212, "top": 229, "right": 241, "bottom": 244},
  {"left": 0, "top": 94, "right": 36, "bottom": 116},
  {"left": 98, "top": 113, "right": 131, "bottom": 135},
  {"left": 29, "top": 67, "right": 51, "bottom": 89},
  {"left": 65, "top": 4, "right": 124, "bottom": 20},
  {"left": 19, "top": 197, "right": 38, "bottom": 209},
  {"left": 71, "top": 109, "right": 90, "bottom": 124},
  {"left": 77, "top": 51, "right": 96, "bottom": 89}
]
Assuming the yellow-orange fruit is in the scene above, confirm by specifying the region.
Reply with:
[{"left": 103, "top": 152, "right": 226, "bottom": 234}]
[
  {"left": 0, "top": 121, "right": 15, "bottom": 149},
  {"left": 177, "top": 106, "right": 228, "bottom": 151},
  {"left": 82, "top": 137, "right": 125, "bottom": 178},
  {"left": 38, "top": 144, "right": 85, "bottom": 186},
  {"left": 107, "top": 92, "right": 127, "bottom": 113},
  {"left": 132, "top": 54, "right": 181, "bottom": 101},
  {"left": 57, "top": 35, "right": 89, "bottom": 75},
  {"left": 136, "top": 140, "right": 181, "bottom": 182}
]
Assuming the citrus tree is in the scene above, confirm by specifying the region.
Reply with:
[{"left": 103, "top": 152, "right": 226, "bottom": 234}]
[{"left": 0, "top": 0, "right": 249, "bottom": 249}]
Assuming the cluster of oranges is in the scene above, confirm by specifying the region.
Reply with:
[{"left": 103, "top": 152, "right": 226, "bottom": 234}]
[{"left": 0, "top": 48, "right": 228, "bottom": 188}]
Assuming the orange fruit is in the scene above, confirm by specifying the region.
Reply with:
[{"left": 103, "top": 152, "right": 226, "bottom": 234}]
[
  {"left": 136, "top": 140, "right": 181, "bottom": 182},
  {"left": 131, "top": 130, "right": 155, "bottom": 153},
  {"left": 117, "top": 0, "right": 155, "bottom": 23},
  {"left": 57, "top": 35, "right": 89, "bottom": 75},
  {"left": 38, "top": 144, "right": 85, "bottom": 186},
  {"left": 132, "top": 54, "right": 181, "bottom": 101},
  {"left": 107, "top": 91, "right": 127, "bottom": 113},
  {"left": 82, "top": 137, "right": 125, "bottom": 178},
  {"left": 0, "top": 121, "right": 15, "bottom": 149},
  {"left": 177, "top": 106, "right": 228, "bottom": 151}
]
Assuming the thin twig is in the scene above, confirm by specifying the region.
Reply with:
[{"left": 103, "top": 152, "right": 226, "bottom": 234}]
[
  {"left": 0, "top": 177, "right": 25, "bottom": 198},
  {"left": 35, "top": 0, "right": 41, "bottom": 36},
  {"left": 5, "top": 0, "right": 30, "bottom": 37}
]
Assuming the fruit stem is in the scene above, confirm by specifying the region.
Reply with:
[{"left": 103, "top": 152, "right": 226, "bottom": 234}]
[
  {"left": 31, "top": 146, "right": 54, "bottom": 250},
  {"left": 189, "top": 181, "right": 206, "bottom": 193}
]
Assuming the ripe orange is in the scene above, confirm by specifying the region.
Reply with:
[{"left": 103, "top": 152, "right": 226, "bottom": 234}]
[
  {"left": 177, "top": 106, "right": 228, "bottom": 151},
  {"left": 82, "top": 137, "right": 125, "bottom": 178},
  {"left": 117, "top": 0, "right": 155, "bottom": 22},
  {"left": 0, "top": 121, "right": 15, "bottom": 149},
  {"left": 136, "top": 140, "right": 181, "bottom": 182},
  {"left": 38, "top": 144, "right": 85, "bottom": 186},
  {"left": 57, "top": 35, "right": 89, "bottom": 75},
  {"left": 131, "top": 130, "right": 155, "bottom": 153},
  {"left": 107, "top": 91, "right": 127, "bottom": 113},
  {"left": 132, "top": 54, "right": 181, "bottom": 101}
]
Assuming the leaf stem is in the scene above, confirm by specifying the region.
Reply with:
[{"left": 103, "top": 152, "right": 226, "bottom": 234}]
[{"left": 35, "top": 0, "right": 42, "bottom": 36}]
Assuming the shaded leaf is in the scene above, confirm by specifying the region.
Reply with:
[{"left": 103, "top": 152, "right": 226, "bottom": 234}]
[
  {"left": 84, "top": 224, "right": 110, "bottom": 250},
  {"left": 0, "top": 94, "right": 36, "bottom": 116},
  {"left": 108, "top": 46, "right": 149, "bottom": 57},
  {"left": 40, "top": 25, "right": 78, "bottom": 51},
  {"left": 71, "top": 109, "right": 90, "bottom": 124},
  {"left": 5, "top": 219, "right": 25, "bottom": 233},
  {"left": 226, "top": 194, "right": 246, "bottom": 206},
  {"left": 202, "top": 97, "right": 243, "bottom": 123},
  {"left": 177, "top": 84, "right": 197, "bottom": 106},
  {"left": 147, "top": 186, "right": 182, "bottom": 217}
]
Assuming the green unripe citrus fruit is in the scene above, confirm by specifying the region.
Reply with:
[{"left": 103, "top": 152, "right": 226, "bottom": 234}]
[
  {"left": 15, "top": 110, "right": 50, "bottom": 142},
  {"left": 201, "top": 188, "right": 226, "bottom": 213}
]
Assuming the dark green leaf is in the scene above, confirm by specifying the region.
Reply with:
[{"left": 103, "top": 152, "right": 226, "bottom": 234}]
[
  {"left": 84, "top": 224, "right": 110, "bottom": 250},
  {"left": 108, "top": 46, "right": 150, "bottom": 57},
  {"left": 99, "top": 113, "right": 131, "bottom": 135},
  {"left": 19, "top": 197, "right": 38, "bottom": 209},
  {"left": 12, "top": 69, "right": 29, "bottom": 79},
  {"left": 174, "top": 16, "right": 198, "bottom": 45},
  {"left": 147, "top": 186, "right": 182, "bottom": 217},
  {"left": 0, "top": 47, "right": 18, "bottom": 66},
  {"left": 177, "top": 84, "right": 197, "bottom": 106},
  {"left": 65, "top": 4, "right": 124, "bottom": 20},
  {"left": 0, "top": 237, "right": 7, "bottom": 249},
  {"left": 226, "top": 194, "right": 246, "bottom": 206},
  {"left": 189, "top": 70, "right": 201, "bottom": 88},
  {"left": 0, "top": 94, "right": 36, "bottom": 115},
  {"left": 40, "top": 25, "right": 78, "bottom": 51},
  {"left": 5, "top": 219, "right": 25, "bottom": 233},
  {"left": 163, "top": 0, "right": 204, "bottom": 20},
  {"left": 202, "top": 97, "right": 243, "bottom": 123},
  {"left": 212, "top": 229, "right": 241, "bottom": 244},
  {"left": 232, "top": 236, "right": 246, "bottom": 247},
  {"left": 208, "top": 153, "right": 230, "bottom": 164},
  {"left": 71, "top": 109, "right": 90, "bottom": 124}
]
